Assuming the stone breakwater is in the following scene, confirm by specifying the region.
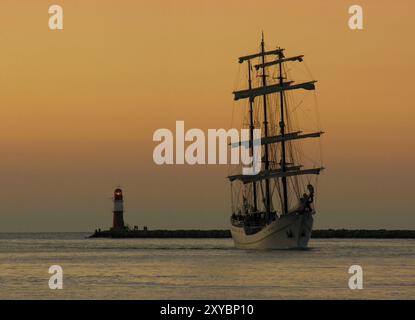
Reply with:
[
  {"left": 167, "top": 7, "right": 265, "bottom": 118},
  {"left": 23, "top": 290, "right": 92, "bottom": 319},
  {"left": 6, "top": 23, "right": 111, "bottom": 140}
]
[{"left": 89, "top": 229, "right": 415, "bottom": 239}]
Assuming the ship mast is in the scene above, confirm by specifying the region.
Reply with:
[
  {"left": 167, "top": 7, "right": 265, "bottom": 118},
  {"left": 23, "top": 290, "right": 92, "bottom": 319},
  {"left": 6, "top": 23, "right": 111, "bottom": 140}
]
[
  {"left": 278, "top": 50, "right": 289, "bottom": 214},
  {"left": 260, "top": 34, "right": 271, "bottom": 218},
  {"left": 247, "top": 60, "right": 258, "bottom": 212}
]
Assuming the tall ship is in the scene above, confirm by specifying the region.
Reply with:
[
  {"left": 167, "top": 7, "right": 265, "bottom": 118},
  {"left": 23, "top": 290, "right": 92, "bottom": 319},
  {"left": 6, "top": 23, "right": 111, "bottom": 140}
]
[{"left": 228, "top": 35, "right": 324, "bottom": 249}]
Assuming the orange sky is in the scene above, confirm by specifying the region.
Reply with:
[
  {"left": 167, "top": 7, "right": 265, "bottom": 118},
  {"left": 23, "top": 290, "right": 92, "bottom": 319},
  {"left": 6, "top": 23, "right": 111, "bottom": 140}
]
[{"left": 0, "top": 0, "right": 414, "bottom": 231}]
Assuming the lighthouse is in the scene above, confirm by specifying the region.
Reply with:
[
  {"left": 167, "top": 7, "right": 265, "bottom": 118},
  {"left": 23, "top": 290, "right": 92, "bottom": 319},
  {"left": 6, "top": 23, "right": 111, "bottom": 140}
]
[{"left": 112, "top": 188, "right": 125, "bottom": 231}]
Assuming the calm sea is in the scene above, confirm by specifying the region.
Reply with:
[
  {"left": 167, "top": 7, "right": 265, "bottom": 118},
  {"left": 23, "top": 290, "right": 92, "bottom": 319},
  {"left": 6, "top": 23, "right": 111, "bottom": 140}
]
[{"left": 0, "top": 233, "right": 413, "bottom": 299}]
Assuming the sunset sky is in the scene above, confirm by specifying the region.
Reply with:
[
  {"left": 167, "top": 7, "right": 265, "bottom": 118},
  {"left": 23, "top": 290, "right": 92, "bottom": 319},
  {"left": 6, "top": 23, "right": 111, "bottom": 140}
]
[{"left": 0, "top": 0, "right": 414, "bottom": 231}]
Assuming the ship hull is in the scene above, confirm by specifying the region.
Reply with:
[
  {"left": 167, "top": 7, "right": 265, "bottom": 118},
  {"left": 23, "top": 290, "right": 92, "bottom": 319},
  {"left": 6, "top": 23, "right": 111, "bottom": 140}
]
[{"left": 230, "top": 212, "right": 314, "bottom": 249}]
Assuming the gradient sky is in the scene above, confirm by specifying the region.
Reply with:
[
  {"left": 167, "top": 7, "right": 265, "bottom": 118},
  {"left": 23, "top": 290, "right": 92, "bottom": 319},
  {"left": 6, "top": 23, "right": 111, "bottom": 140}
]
[{"left": 0, "top": 0, "right": 414, "bottom": 231}]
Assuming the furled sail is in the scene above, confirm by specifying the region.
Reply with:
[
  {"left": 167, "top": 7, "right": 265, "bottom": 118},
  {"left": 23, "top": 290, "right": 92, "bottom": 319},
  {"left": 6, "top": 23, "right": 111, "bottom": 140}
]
[
  {"left": 238, "top": 48, "right": 284, "bottom": 64},
  {"left": 262, "top": 131, "right": 324, "bottom": 145},
  {"left": 230, "top": 131, "right": 324, "bottom": 148},
  {"left": 228, "top": 167, "right": 324, "bottom": 184},
  {"left": 233, "top": 81, "right": 317, "bottom": 101},
  {"left": 254, "top": 55, "right": 304, "bottom": 70}
]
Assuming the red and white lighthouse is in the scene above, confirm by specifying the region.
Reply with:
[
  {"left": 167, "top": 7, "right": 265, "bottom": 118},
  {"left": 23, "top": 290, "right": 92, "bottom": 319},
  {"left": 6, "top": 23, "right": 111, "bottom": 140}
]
[{"left": 112, "top": 188, "right": 125, "bottom": 231}]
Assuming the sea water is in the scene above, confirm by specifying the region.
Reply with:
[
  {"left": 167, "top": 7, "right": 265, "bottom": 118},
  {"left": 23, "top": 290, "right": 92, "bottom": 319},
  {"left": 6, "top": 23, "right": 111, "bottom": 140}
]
[{"left": 0, "top": 233, "right": 413, "bottom": 299}]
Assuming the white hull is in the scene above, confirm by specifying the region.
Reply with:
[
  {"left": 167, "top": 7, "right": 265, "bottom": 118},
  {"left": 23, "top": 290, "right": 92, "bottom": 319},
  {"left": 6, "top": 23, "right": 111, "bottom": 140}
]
[{"left": 230, "top": 212, "right": 314, "bottom": 249}]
